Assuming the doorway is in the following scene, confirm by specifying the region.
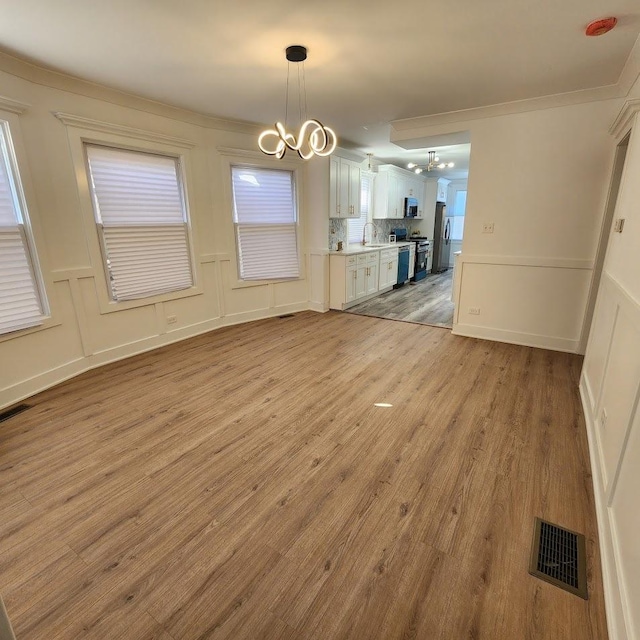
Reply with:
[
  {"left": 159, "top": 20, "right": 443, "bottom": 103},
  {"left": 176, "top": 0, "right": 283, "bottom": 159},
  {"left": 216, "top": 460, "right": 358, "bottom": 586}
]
[{"left": 579, "top": 132, "right": 630, "bottom": 350}]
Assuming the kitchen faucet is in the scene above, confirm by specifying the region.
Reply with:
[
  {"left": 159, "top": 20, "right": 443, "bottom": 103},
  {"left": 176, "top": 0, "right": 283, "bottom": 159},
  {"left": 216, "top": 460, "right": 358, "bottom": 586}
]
[{"left": 362, "top": 222, "right": 380, "bottom": 245}]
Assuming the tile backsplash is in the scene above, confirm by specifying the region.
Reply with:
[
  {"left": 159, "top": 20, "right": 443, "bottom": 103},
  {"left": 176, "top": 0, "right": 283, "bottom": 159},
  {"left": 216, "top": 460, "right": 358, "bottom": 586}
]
[
  {"left": 328, "top": 219, "right": 348, "bottom": 251},
  {"left": 329, "top": 218, "right": 428, "bottom": 250}
]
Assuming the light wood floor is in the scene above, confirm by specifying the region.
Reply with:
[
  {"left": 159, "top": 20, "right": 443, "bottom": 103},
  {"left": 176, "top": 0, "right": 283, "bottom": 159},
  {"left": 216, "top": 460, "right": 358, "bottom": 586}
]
[
  {"left": 346, "top": 270, "right": 455, "bottom": 328},
  {"left": 0, "top": 312, "right": 607, "bottom": 639}
]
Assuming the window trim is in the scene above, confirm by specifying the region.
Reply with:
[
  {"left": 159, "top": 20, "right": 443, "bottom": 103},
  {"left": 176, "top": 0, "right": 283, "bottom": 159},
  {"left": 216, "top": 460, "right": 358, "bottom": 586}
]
[
  {"left": 348, "top": 171, "right": 374, "bottom": 245},
  {"left": 0, "top": 109, "right": 56, "bottom": 343},
  {"left": 60, "top": 117, "right": 203, "bottom": 314},
  {"left": 218, "top": 148, "right": 305, "bottom": 290}
]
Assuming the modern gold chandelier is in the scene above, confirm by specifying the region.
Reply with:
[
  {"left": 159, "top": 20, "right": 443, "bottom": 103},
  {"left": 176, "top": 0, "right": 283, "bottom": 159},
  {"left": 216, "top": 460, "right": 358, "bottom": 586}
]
[
  {"left": 258, "top": 45, "right": 337, "bottom": 161},
  {"left": 407, "top": 151, "right": 455, "bottom": 174}
]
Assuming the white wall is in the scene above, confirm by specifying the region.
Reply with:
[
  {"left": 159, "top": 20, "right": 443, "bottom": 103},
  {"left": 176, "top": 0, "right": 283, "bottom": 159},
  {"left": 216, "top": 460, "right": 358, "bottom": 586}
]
[
  {"left": 0, "top": 61, "right": 324, "bottom": 410},
  {"left": 580, "top": 95, "right": 640, "bottom": 640},
  {"left": 393, "top": 99, "right": 622, "bottom": 353}
]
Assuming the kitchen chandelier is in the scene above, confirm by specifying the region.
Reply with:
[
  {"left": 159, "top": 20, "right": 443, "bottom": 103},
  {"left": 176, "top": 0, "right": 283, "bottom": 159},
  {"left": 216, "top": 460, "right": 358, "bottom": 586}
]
[
  {"left": 407, "top": 151, "right": 454, "bottom": 174},
  {"left": 258, "top": 45, "right": 337, "bottom": 160}
]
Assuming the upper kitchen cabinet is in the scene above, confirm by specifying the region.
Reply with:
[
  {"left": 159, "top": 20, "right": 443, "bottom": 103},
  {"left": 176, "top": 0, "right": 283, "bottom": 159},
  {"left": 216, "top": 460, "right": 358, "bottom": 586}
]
[
  {"left": 329, "top": 155, "right": 361, "bottom": 218},
  {"left": 436, "top": 178, "right": 450, "bottom": 202},
  {"left": 374, "top": 164, "right": 426, "bottom": 219}
]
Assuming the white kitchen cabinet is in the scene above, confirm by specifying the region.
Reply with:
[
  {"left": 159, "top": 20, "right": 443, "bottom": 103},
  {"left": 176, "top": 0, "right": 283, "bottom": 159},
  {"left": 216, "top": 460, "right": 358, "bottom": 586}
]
[
  {"left": 329, "top": 155, "right": 361, "bottom": 218},
  {"left": 374, "top": 164, "right": 427, "bottom": 219},
  {"left": 436, "top": 178, "right": 450, "bottom": 202},
  {"left": 426, "top": 247, "right": 433, "bottom": 273},
  {"left": 330, "top": 250, "right": 381, "bottom": 310},
  {"left": 373, "top": 165, "right": 402, "bottom": 219},
  {"left": 378, "top": 247, "right": 399, "bottom": 289},
  {"left": 364, "top": 251, "right": 379, "bottom": 295}
]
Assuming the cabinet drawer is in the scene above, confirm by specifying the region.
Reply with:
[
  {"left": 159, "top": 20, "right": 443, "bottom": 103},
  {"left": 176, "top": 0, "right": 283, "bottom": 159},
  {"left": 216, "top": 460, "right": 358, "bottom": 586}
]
[
  {"left": 357, "top": 254, "right": 368, "bottom": 265},
  {"left": 367, "top": 252, "right": 380, "bottom": 263},
  {"left": 345, "top": 256, "right": 357, "bottom": 266},
  {"left": 380, "top": 248, "right": 398, "bottom": 260}
]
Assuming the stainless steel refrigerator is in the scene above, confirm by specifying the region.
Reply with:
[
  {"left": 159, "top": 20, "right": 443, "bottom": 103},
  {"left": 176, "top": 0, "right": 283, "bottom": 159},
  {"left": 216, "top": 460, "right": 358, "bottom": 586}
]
[{"left": 432, "top": 202, "right": 451, "bottom": 273}]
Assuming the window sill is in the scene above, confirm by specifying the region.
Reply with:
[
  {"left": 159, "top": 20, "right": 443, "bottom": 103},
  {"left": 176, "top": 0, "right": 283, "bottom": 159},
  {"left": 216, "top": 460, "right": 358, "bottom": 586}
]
[
  {"left": 230, "top": 276, "right": 304, "bottom": 290},
  {"left": 0, "top": 315, "right": 61, "bottom": 344}
]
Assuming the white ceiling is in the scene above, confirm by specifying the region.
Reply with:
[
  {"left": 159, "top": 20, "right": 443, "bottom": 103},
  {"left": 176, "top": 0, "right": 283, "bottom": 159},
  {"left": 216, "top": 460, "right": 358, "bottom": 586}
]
[{"left": 1, "top": 0, "right": 639, "bottom": 174}]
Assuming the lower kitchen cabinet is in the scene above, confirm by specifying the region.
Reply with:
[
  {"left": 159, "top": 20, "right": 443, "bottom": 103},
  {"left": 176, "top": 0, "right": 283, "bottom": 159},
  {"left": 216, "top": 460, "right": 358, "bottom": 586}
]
[
  {"left": 330, "top": 250, "right": 382, "bottom": 310},
  {"left": 378, "top": 247, "right": 399, "bottom": 290}
]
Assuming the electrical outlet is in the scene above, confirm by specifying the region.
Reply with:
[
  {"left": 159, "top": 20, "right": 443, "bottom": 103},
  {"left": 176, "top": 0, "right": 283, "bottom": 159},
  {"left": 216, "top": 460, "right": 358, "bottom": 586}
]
[
  {"left": 166, "top": 315, "right": 178, "bottom": 325},
  {"left": 482, "top": 223, "right": 494, "bottom": 234},
  {"left": 468, "top": 307, "right": 481, "bottom": 315},
  {"left": 614, "top": 218, "right": 625, "bottom": 233},
  {"left": 601, "top": 408, "right": 607, "bottom": 429}
]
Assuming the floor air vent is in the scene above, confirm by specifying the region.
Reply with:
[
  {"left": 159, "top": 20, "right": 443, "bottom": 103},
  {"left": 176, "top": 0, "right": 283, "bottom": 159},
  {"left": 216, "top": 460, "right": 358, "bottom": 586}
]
[
  {"left": 278, "top": 314, "right": 294, "bottom": 319},
  {"left": 0, "top": 403, "right": 31, "bottom": 423},
  {"left": 529, "top": 517, "right": 588, "bottom": 599}
]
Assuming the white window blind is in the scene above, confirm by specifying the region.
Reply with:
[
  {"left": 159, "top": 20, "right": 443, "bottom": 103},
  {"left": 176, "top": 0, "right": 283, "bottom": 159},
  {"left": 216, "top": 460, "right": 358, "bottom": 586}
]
[
  {"left": 85, "top": 145, "right": 194, "bottom": 301},
  {"left": 348, "top": 173, "right": 372, "bottom": 244},
  {"left": 0, "top": 122, "right": 46, "bottom": 335},
  {"left": 231, "top": 166, "right": 299, "bottom": 280}
]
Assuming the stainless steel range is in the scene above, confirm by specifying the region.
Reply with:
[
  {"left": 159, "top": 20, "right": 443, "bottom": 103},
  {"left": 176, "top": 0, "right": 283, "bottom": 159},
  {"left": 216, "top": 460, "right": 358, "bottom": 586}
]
[{"left": 410, "top": 237, "right": 430, "bottom": 281}]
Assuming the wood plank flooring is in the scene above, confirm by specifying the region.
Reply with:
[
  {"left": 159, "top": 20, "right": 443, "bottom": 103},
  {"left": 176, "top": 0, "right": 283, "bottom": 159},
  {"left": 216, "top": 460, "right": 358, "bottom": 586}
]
[
  {"left": 0, "top": 311, "right": 607, "bottom": 639},
  {"left": 346, "top": 270, "right": 455, "bottom": 328}
]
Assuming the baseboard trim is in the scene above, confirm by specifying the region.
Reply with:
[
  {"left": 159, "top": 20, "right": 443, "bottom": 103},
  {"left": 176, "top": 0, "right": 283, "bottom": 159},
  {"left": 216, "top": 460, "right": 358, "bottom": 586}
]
[
  {"left": 308, "top": 301, "right": 330, "bottom": 313},
  {"left": 0, "top": 303, "right": 310, "bottom": 411},
  {"left": 579, "top": 374, "right": 629, "bottom": 640},
  {"left": 451, "top": 323, "right": 580, "bottom": 353},
  {"left": 0, "top": 596, "right": 16, "bottom": 640}
]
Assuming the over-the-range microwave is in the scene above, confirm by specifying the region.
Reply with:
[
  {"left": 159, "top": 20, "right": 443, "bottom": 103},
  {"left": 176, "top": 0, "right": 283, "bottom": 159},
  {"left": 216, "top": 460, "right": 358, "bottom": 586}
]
[{"left": 404, "top": 197, "right": 419, "bottom": 218}]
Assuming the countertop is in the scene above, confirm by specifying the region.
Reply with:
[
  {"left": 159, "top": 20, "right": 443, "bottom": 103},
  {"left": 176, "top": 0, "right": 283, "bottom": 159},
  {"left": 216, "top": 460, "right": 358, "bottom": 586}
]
[{"left": 329, "top": 241, "right": 411, "bottom": 256}]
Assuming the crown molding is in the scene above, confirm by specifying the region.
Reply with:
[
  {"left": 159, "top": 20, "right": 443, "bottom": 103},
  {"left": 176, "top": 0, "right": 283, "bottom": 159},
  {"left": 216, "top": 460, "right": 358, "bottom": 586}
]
[
  {"left": 390, "top": 84, "right": 623, "bottom": 137},
  {"left": 609, "top": 99, "right": 640, "bottom": 139},
  {"left": 0, "top": 50, "right": 262, "bottom": 135},
  {"left": 0, "top": 94, "right": 30, "bottom": 114},
  {"left": 53, "top": 112, "right": 198, "bottom": 148}
]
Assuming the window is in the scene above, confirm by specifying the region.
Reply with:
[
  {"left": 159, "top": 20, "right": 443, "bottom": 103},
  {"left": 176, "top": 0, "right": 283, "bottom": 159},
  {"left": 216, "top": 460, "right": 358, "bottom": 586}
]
[
  {"left": 0, "top": 121, "right": 47, "bottom": 335},
  {"left": 451, "top": 189, "right": 467, "bottom": 240},
  {"left": 85, "top": 145, "right": 194, "bottom": 301},
  {"left": 348, "top": 173, "right": 372, "bottom": 244},
  {"left": 231, "top": 166, "right": 299, "bottom": 280}
]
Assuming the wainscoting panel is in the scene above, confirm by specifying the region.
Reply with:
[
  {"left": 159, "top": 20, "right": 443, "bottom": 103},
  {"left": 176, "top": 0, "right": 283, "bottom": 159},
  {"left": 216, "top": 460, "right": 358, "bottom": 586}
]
[
  {"left": 581, "top": 271, "right": 640, "bottom": 640},
  {"left": 452, "top": 255, "right": 592, "bottom": 353}
]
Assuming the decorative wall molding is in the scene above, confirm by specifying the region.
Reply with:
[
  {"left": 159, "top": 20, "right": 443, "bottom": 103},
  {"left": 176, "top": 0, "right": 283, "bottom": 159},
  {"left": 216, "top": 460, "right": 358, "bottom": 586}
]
[
  {"left": 391, "top": 84, "right": 623, "bottom": 135},
  {"left": 0, "top": 302, "right": 311, "bottom": 411},
  {"left": 579, "top": 377, "right": 629, "bottom": 640},
  {"left": 53, "top": 112, "right": 197, "bottom": 148},
  {"left": 459, "top": 254, "right": 594, "bottom": 270},
  {"left": 215, "top": 146, "right": 306, "bottom": 167},
  {"left": 580, "top": 269, "right": 640, "bottom": 640},
  {"left": 610, "top": 99, "right": 640, "bottom": 140},
  {"left": 51, "top": 266, "right": 96, "bottom": 282},
  {"left": 0, "top": 94, "right": 30, "bottom": 114},
  {"left": 199, "top": 253, "right": 227, "bottom": 264},
  {"left": 0, "top": 51, "right": 261, "bottom": 135}
]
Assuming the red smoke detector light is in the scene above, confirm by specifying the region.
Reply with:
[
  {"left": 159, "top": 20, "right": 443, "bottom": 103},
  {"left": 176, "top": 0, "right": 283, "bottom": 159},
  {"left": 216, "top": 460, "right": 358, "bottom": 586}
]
[{"left": 585, "top": 17, "right": 617, "bottom": 37}]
